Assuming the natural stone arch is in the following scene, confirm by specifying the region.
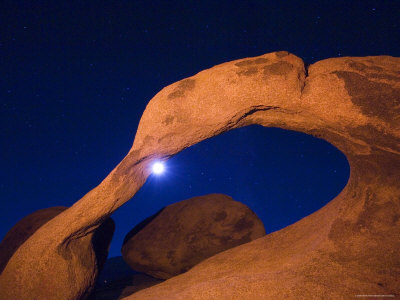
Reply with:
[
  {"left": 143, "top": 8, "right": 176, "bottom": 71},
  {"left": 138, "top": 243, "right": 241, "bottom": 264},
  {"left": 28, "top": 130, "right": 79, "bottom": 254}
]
[{"left": 0, "top": 52, "right": 399, "bottom": 299}]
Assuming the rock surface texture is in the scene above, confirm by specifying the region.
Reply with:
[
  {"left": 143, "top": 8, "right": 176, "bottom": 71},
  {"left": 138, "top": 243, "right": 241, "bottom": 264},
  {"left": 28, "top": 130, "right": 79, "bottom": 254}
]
[
  {"left": 0, "top": 206, "right": 67, "bottom": 273},
  {"left": 0, "top": 207, "right": 115, "bottom": 299},
  {"left": 121, "top": 194, "right": 266, "bottom": 279},
  {"left": 0, "top": 52, "right": 399, "bottom": 299}
]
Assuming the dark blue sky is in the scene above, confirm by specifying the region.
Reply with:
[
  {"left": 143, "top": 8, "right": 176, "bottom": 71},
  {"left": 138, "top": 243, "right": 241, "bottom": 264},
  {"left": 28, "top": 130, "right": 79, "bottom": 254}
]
[{"left": 1, "top": 1, "right": 399, "bottom": 257}]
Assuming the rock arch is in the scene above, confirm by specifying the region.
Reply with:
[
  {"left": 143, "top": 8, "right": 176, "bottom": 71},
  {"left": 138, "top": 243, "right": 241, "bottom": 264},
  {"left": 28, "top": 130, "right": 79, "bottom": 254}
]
[{"left": 1, "top": 52, "right": 399, "bottom": 299}]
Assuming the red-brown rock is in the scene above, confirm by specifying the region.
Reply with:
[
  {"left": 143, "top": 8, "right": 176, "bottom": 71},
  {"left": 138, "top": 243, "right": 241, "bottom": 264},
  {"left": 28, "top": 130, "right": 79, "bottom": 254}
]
[
  {"left": 0, "top": 206, "right": 67, "bottom": 274},
  {"left": 124, "top": 54, "right": 400, "bottom": 299},
  {"left": 121, "top": 194, "right": 266, "bottom": 279},
  {"left": 0, "top": 207, "right": 115, "bottom": 299},
  {"left": 1, "top": 52, "right": 399, "bottom": 299}
]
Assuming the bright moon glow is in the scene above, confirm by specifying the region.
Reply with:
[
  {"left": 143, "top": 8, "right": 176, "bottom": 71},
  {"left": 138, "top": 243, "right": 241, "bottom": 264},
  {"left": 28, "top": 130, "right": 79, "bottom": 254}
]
[{"left": 152, "top": 162, "right": 165, "bottom": 174}]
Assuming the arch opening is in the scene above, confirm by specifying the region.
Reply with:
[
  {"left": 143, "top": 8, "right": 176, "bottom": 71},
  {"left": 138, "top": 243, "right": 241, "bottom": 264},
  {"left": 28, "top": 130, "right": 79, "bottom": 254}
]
[{"left": 110, "top": 125, "right": 350, "bottom": 257}]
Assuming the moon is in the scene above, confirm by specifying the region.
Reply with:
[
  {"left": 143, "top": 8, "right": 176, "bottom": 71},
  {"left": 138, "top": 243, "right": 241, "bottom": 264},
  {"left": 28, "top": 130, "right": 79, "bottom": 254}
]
[{"left": 152, "top": 162, "right": 165, "bottom": 175}]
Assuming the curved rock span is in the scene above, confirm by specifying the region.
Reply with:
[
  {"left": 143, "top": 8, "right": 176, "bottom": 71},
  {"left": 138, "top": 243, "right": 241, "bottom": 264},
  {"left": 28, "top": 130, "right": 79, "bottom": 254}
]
[{"left": 0, "top": 52, "right": 399, "bottom": 299}]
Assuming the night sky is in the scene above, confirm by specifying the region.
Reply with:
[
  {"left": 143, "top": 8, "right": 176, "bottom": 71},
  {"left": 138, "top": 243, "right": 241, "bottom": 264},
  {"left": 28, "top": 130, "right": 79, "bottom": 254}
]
[{"left": 1, "top": 1, "right": 399, "bottom": 258}]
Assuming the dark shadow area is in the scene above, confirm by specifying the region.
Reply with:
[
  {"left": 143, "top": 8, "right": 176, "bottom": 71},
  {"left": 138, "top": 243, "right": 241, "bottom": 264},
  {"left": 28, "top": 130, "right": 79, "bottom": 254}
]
[
  {"left": 92, "top": 218, "right": 116, "bottom": 271},
  {"left": 93, "top": 256, "right": 164, "bottom": 300}
]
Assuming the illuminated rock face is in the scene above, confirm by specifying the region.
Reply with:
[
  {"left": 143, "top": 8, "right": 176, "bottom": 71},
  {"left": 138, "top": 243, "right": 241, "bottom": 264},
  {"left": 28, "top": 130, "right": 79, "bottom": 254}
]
[
  {"left": 0, "top": 207, "right": 115, "bottom": 299},
  {"left": 0, "top": 52, "right": 399, "bottom": 299},
  {"left": 0, "top": 207, "right": 67, "bottom": 273},
  {"left": 121, "top": 194, "right": 265, "bottom": 279}
]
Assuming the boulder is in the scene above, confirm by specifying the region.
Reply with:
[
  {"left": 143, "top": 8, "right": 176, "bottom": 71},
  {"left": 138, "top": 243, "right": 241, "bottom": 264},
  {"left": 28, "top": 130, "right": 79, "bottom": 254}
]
[
  {"left": 121, "top": 194, "right": 266, "bottom": 279},
  {"left": 1, "top": 52, "right": 399, "bottom": 299}
]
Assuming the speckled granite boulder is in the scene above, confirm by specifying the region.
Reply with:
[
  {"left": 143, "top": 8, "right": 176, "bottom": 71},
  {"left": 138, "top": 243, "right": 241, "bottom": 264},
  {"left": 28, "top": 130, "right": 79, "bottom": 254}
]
[{"left": 121, "top": 194, "right": 266, "bottom": 279}]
